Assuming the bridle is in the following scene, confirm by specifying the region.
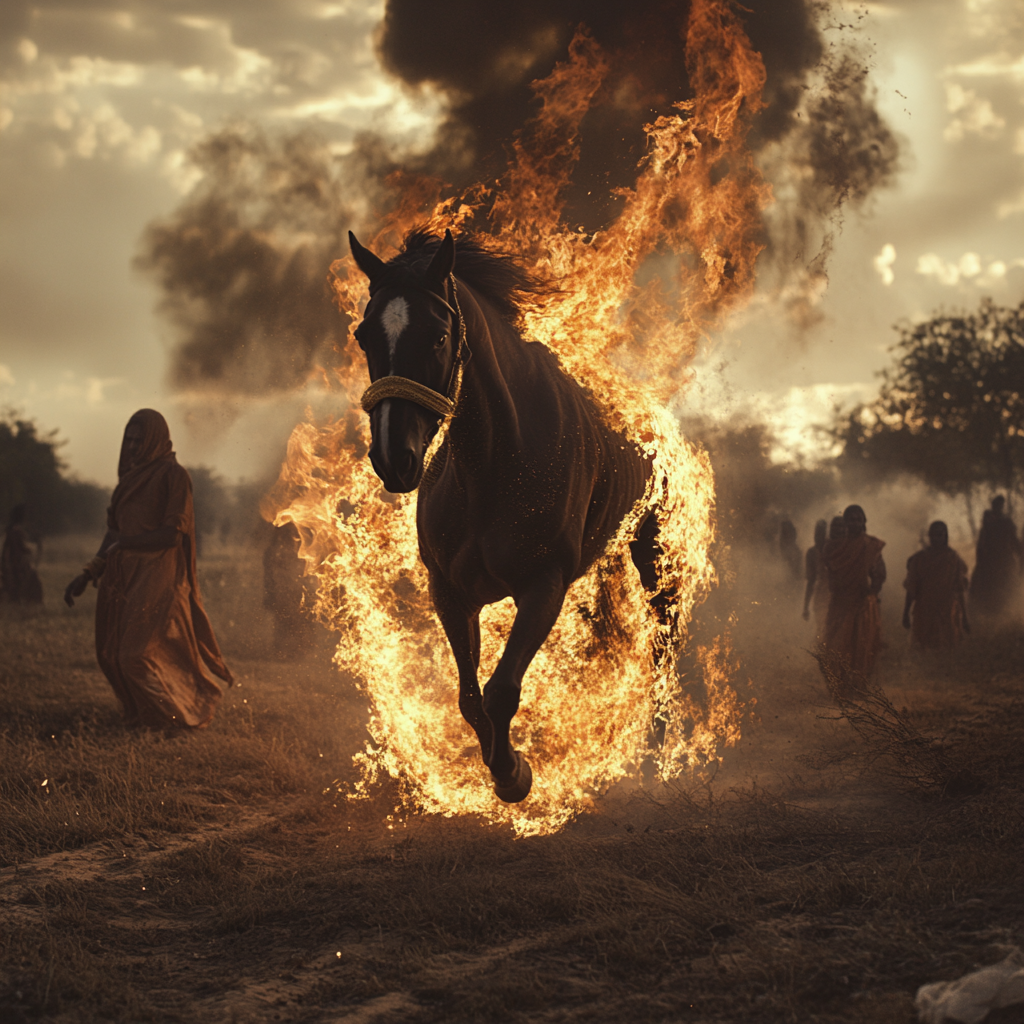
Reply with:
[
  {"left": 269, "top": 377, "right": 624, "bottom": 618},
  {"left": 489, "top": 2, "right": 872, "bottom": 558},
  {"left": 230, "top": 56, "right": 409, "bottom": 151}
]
[{"left": 360, "top": 275, "right": 468, "bottom": 421}]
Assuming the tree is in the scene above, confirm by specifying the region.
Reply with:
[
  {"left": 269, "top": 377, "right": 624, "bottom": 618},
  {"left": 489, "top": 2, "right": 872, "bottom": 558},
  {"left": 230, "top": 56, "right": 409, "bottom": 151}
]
[
  {"left": 0, "top": 413, "right": 108, "bottom": 535},
  {"left": 835, "top": 299, "right": 1024, "bottom": 503}
]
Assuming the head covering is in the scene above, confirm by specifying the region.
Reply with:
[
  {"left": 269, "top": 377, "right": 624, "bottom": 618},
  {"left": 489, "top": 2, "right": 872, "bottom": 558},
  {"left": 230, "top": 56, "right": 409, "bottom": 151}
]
[
  {"left": 118, "top": 408, "right": 173, "bottom": 479},
  {"left": 109, "top": 409, "right": 177, "bottom": 525}
]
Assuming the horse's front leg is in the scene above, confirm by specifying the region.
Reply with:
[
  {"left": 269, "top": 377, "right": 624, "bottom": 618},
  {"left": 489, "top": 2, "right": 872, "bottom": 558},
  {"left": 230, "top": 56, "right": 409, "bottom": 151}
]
[
  {"left": 429, "top": 574, "right": 493, "bottom": 762},
  {"left": 483, "top": 570, "right": 567, "bottom": 803}
]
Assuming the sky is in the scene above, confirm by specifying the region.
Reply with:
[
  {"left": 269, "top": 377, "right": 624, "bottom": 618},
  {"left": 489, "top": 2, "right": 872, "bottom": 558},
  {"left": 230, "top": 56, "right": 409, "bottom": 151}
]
[{"left": 1, "top": 0, "right": 1023, "bottom": 487}]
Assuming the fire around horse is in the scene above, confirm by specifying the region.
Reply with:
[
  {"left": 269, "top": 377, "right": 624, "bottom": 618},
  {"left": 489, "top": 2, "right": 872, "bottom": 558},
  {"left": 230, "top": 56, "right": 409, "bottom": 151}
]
[{"left": 349, "top": 228, "right": 665, "bottom": 802}]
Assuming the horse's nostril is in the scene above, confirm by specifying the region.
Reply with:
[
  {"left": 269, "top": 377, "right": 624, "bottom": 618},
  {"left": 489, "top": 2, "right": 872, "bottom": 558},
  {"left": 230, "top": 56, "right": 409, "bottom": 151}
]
[{"left": 399, "top": 448, "right": 417, "bottom": 479}]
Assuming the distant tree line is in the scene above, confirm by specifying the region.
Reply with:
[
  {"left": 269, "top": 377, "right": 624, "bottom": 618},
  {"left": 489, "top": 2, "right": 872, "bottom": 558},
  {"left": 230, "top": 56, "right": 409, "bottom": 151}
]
[
  {"left": 834, "top": 298, "right": 1024, "bottom": 528},
  {"left": 0, "top": 414, "right": 108, "bottom": 535},
  {"left": 1, "top": 411, "right": 270, "bottom": 545}
]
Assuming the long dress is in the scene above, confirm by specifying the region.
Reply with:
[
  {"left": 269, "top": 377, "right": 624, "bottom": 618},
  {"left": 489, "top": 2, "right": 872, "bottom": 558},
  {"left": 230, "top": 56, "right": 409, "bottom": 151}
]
[
  {"left": 96, "top": 413, "right": 231, "bottom": 728},
  {"left": 969, "top": 510, "right": 1021, "bottom": 618},
  {"left": 822, "top": 533, "right": 886, "bottom": 676},
  {"left": 904, "top": 546, "right": 968, "bottom": 649}
]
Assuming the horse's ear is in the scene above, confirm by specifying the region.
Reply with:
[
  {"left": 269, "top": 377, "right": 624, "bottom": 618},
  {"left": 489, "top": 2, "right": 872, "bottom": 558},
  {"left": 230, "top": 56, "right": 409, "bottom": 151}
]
[
  {"left": 425, "top": 229, "right": 456, "bottom": 289},
  {"left": 349, "top": 231, "right": 386, "bottom": 284}
]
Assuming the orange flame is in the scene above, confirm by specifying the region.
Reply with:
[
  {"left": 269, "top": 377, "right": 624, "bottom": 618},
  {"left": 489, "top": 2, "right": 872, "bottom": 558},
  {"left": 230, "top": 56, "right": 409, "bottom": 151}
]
[{"left": 267, "top": 0, "right": 768, "bottom": 836}]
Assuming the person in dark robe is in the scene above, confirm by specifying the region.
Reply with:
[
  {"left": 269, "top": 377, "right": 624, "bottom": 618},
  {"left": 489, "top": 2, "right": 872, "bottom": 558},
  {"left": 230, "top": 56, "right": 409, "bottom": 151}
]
[
  {"left": 822, "top": 504, "right": 886, "bottom": 678},
  {"left": 779, "top": 519, "right": 802, "bottom": 586},
  {"left": 64, "top": 409, "right": 232, "bottom": 729},
  {"left": 802, "top": 518, "right": 829, "bottom": 631},
  {"left": 969, "top": 496, "right": 1021, "bottom": 620},
  {"left": 1, "top": 504, "right": 43, "bottom": 604},
  {"left": 903, "top": 521, "right": 969, "bottom": 649},
  {"left": 262, "top": 521, "right": 315, "bottom": 657}
]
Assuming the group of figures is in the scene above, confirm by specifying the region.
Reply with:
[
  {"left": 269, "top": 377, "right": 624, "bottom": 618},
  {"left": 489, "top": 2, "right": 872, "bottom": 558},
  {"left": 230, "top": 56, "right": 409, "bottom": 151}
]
[{"left": 789, "top": 497, "right": 1022, "bottom": 681}]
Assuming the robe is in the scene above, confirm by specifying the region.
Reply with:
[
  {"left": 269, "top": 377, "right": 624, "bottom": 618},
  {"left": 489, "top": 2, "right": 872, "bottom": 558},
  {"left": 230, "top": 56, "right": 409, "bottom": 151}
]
[
  {"left": 805, "top": 543, "right": 829, "bottom": 633},
  {"left": 822, "top": 532, "right": 886, "bottom": 676},
  {"left": 96, "top": 411, "right": 231, "bottom": 729},
  {"left": 0, "top": 523, "right": 43, "bottom": 603},
  {"left": 969, "top": 510, "right": 1021, "bottom": 617},
  {"left": 904, "top": 546, "right": 968, "bottom": 649}
]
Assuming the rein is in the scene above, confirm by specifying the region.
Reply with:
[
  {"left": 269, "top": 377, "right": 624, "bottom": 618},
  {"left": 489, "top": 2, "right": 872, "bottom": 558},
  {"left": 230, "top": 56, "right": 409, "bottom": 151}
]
[{"left": 360, "top": 275, "right": 467, "bottom": 420}]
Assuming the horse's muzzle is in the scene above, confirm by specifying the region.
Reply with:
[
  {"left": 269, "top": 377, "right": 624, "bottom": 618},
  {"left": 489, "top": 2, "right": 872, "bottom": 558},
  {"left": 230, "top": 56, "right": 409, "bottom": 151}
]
[
  {"left": 369, "top": 444, "right": 422, "bottom": 493},
  {"left": 368, "top": 398, "right": 429, "bottom": 493}
]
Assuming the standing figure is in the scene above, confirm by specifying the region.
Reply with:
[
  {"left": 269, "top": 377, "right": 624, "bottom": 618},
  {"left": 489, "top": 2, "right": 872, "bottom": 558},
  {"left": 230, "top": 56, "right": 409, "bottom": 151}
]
[
  {"left": 779, "top": 519, "right": 802, "bottom": 586},
  {"left": 64, "top": 409, "right": 232, "bottom": 729},
  {"left": 262, "top": 522, "right": 315, "bottom": 658},
  {"left": 822, "top": 504, "right": 886, "bottom": 677},
  {"left": 802, "top": 518, "right": 829, "bottom": 631},
  {"left": 969, "top": 496, "right": 1021, "bottom": 620},
  {"left": 903, "top": 521, "right": 969, "bottom": 649},
  {"left": 1, "top": 504, "right": 43, "bottom": 604}
]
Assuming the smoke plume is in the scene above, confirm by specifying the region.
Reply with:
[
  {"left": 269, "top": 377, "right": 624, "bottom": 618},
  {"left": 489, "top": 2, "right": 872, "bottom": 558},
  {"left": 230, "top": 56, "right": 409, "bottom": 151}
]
[
  {"left": 138, "top": 128, "right": 393, "bottom": 396},
  {"left": 140, "top": 0, "right": 899, "bottom": 398}
]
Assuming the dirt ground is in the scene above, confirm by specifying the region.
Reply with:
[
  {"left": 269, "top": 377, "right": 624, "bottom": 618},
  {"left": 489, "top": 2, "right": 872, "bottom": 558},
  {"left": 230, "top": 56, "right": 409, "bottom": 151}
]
[{"left": 1, "top": 539, "right": 1022, "bottom": 1023}]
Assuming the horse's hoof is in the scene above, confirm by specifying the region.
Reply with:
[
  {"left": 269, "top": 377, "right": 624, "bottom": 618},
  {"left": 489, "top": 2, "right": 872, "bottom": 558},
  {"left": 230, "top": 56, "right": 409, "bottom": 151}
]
[{"left": 491, "top": 751, "right": 533, "bottom": 803}]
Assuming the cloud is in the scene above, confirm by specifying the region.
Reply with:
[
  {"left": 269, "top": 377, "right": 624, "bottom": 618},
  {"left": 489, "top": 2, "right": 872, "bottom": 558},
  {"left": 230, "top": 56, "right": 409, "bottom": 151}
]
[
  {"left": 915, "top": 251, "right": 1024, "bottom": 286},
  {"left": 0, "top": 363, "right": 15, "bottom": 387},
  {"left": 873, "top": 242, "right": 896, "bottom": 285},
  {"left": 943, "top": 82, "right": 1005, "bottom": 142}
]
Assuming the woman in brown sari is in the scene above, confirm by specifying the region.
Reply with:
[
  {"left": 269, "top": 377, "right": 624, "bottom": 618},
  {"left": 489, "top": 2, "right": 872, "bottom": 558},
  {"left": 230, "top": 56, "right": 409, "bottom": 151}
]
[{"left": 65, "top": 409, "right": 232, "bottom": 729}]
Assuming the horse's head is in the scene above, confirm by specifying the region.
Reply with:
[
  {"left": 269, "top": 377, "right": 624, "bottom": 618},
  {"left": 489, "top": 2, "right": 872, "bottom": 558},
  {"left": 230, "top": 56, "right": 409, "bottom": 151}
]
[{"left": 349, "top": 230, "right": 461, "bottom": 493}]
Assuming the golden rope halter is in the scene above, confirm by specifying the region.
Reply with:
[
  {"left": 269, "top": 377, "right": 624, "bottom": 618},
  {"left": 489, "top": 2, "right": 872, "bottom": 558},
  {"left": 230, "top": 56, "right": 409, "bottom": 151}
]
[
  {"left": 360, "top": 275, "right": 466, "bottom": 421},
  {"left": 360, "top": 376, "right": 455, "bottom": 418}
]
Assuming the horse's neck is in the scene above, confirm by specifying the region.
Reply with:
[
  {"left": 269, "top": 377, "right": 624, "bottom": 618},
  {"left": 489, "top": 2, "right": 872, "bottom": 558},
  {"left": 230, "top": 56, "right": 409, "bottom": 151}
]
[{"left": 448, "top": 291, "right": 524, "bottom": 460}]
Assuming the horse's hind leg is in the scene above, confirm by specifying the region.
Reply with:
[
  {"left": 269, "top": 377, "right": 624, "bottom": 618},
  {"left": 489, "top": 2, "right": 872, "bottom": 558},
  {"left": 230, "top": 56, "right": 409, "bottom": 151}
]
[
  {"left": 430, "top": 575, "right": 493, "bottom": 762},
  {"left": 629, "top": 509, "right": 675, "bottom": 641},
  {"left": 483, "top": 570, "right": 567, "bottom": 803}
]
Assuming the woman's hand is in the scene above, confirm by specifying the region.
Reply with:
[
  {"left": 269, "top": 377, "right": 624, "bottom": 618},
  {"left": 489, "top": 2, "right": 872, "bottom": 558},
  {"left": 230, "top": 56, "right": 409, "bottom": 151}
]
[{"left": 64, "top": 573, "right": 90, "bottom": 607}]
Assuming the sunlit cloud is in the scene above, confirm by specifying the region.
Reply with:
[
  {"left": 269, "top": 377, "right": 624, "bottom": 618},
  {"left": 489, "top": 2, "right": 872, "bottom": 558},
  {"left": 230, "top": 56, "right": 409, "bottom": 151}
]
[
  {"left": 943, "top": 82, "right": 1005, "bottom": 141},
  {"left": 873, "top": 242, "right": 896, "bottom": 285},
  {"left": 916, "top": 250, "right": 1024, "bottom": 285},
  {"left": 0, "top": 364, "right": 16, "bottom": 387}
]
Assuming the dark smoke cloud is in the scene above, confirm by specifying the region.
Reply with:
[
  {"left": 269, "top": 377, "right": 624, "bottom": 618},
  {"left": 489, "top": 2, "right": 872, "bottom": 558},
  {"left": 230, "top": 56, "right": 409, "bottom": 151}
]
[
  {"left": 378, "top": 0, "right": 897, "bottom": 231},
  {"left": 137, "top": 127, "right": 389, "bottom": 396},
  {"left": 141, "top": 0, "right": 899, "bottom": 397}
]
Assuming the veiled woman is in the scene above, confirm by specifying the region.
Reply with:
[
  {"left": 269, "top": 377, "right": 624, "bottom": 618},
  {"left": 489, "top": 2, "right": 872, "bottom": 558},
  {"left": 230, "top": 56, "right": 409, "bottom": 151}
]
[{"left": 65, "top": 409, "right": 232, "bottom": 728}]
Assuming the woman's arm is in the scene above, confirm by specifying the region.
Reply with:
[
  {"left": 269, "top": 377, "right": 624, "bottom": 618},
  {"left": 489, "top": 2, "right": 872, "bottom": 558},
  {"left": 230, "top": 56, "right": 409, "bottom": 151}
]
[{"left": 65, "top": 530, "right": 119, "bottom": 607}]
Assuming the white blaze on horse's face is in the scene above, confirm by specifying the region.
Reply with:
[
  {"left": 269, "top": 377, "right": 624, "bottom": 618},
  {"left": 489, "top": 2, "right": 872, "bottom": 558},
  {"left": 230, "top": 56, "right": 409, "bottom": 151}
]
[
  {"left": 374, "top": 295, "right": 411, "bottom": 468},
  {"left": 380, "top": 296, "right": 409, "bottom": 369}
]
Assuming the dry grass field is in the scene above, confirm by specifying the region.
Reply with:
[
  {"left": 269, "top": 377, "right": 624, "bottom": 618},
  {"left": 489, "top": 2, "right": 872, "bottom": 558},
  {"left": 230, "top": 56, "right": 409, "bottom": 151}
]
[{"left": 1, "top": 540, "right": 1022, "bottom": 1023}]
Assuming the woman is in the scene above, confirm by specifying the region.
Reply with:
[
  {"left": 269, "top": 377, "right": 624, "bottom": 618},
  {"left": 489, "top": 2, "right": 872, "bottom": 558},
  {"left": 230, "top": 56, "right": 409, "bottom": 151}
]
[
  {"left": 65, "top": 409, "right": 232, "bottom": 729},
  {"left": 1, "top": 504, "right": 44, "bottom": 604}
]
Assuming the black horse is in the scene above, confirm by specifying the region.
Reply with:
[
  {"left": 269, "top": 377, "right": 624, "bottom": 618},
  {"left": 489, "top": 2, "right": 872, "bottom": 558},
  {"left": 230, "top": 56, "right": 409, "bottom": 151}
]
[{"left": 349, "top": 229, "right": 662, "bottom": 802}]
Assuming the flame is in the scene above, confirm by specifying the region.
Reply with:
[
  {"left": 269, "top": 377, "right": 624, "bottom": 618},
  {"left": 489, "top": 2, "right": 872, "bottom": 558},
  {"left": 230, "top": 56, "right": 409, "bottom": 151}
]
[{"left": 266, "top": 0, "right": 768, "bottom": 836}]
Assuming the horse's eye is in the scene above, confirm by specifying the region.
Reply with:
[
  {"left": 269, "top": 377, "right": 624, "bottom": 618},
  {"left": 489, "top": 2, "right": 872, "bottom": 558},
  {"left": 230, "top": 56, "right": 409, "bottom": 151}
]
[{"left": 435, "top": 333, "right": 448, "bottom": 350}]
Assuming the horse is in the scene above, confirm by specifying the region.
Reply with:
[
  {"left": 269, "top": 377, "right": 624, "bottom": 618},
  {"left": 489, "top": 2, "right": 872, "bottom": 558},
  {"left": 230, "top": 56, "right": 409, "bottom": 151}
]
[{"left": 348, "top": 228, "right": 664, "bottom": 802}]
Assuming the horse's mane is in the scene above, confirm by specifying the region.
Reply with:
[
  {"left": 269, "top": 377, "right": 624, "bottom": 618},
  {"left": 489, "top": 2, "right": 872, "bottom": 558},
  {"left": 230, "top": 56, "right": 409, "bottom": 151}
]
[{"left": 389, "top": 230, "right": 550, "bottom": 323}]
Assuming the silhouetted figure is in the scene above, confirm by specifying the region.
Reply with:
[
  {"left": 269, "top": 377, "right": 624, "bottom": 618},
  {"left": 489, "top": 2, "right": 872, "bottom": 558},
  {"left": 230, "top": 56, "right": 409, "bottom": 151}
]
[
  {"left": 969, "top": 496, "right": 1021, "bottom": 620},
  {"left": 779, "top": 519, "right": 802, "bottom": 585},
  {"left": 822, "top": 504, "right": 886, "bottom": 679},
  {"left": 802, "top": 518, "right": 829, "bottom": 631},
  {"left": 64, "top": 409, "right": 232, "bottom": 729},
  {"left": 263, "top": 522, "right": 314, "bottom": 657},
  {"left": 1, "top": 504, "right": 43, "bottom": 604},
  {"left": 903, "top": 521, "right": 969, "bottom": 649}
]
